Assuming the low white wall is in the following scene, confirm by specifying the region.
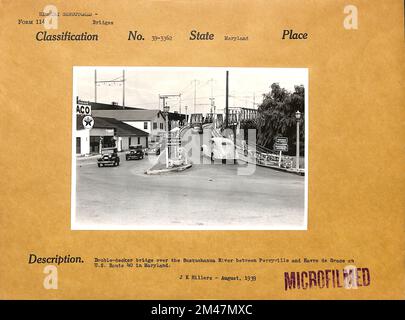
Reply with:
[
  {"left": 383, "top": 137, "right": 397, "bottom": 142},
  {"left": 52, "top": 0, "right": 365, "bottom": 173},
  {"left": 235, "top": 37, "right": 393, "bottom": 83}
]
[{"left": 76, "top": 130, "right": 90, "bottom": 155}]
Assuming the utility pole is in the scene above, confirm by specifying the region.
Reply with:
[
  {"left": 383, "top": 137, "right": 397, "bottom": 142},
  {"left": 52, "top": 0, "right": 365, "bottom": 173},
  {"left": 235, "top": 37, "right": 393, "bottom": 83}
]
[
  {"left": 185, "top": 106, "right": 188, "bottom": 125},
  {"left": 158, "top": 95, "right": 170, "bottom": 168},
  {"left": 122, "top": 69, "right": 125, "bottom": 108},
  {"left": 94, "top": 69, "right": 97, "bottom": 103},
  {"left": 213, "top": 104, "right": 216, "bottom": 129},
  {"left": 225, "top": 71, "right": 229, "bottom": 128},
  {"left": 295, "top": 111, "right": 301, "bottom": 171},
  {"left": 159, "top": 94, "right": 181, "bottom": 130},
  {"left": 223, "top": 71, "right": 236, "bottom": 164},
  {"left": 209, "top": 78, "right": 214, "bottom": 114},
  {"left": 160, "top": 96, "right": 167, "bottom": 114},
  {"left": 159, "top": 94, "right": 181, "bottom": 112},
  {"left": 163, "top": 103, "right": 170, "bottom": 168}
]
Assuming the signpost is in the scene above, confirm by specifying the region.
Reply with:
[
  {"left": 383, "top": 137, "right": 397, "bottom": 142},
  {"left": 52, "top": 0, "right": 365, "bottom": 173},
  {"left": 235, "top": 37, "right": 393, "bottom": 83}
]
[
  {"left": 274, "top": 137, "right": 288, "bottom": 167},
  {"left": 166, "top": 131, "right": 181, "bottom": 167}
]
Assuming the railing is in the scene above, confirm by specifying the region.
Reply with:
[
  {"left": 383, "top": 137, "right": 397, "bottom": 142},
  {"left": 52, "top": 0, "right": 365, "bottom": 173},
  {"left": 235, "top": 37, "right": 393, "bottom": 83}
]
[
  {"left": 210, "top": 126, "right": 294, "bottom": 169},
  {"left": 178, "top": 124, "right": 298, "bottom": 171}
]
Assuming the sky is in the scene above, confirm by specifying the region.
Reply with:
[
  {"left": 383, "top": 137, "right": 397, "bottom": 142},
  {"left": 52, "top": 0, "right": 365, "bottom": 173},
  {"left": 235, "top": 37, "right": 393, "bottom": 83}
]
[{"left": 74, "top": 67, "right": 307, "bottom": 114}]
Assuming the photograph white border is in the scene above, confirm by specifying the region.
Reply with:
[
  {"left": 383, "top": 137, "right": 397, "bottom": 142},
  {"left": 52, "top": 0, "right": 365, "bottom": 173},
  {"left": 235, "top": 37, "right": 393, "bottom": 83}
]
[{"left": 71, "top": 66, "right": 309, "bottom": 231}]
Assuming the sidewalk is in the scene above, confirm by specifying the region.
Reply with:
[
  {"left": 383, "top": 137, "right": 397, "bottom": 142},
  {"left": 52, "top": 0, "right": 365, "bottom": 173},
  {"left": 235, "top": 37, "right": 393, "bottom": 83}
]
[
  {"left": 76, "top": 153, "right": 100, "bottom": 161},
  {"left": 76, "top": 151, "right": 127, "bottom": 161},
  {"left": 237, "top": 150, "right": 305, "bottom": 176}
]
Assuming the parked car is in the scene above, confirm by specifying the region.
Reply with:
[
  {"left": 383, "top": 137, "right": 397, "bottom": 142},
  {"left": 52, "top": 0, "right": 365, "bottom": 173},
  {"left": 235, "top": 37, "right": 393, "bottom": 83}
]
[
  {"left": 126, "top": 145, "right": 144, "bottom": 160},
  {"left": 146, "top": 143, "right": 161, "bottom": 156},
  {"left": 97, "top": 147, "right": 120, "bottom": 167}
]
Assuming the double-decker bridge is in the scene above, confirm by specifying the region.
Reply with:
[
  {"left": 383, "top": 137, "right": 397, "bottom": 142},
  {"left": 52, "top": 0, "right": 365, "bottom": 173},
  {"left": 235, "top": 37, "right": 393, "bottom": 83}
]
[{"left": 167, "top": 107, "right": 303, "bottom": 173}]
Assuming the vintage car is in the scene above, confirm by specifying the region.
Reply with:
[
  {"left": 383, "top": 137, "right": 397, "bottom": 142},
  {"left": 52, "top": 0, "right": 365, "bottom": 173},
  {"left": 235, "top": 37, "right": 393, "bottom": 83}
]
[
  {"left": 126, "top": 145, "right": 144, "bottom": 160},
  {"left": 201, "top": 137, "right": 239, "bottom": 163},
  {"left": 97, "top": 147, "right": 120, "bottom": 167},
  {"left": 191, "top": 122, "right": 203, "bottom": 134},
  {"left": 190, "top": 113, "right": 204, "bottom": 134},
  {"left": 146, "top": 143, "right": 161, "bottom": 156}
]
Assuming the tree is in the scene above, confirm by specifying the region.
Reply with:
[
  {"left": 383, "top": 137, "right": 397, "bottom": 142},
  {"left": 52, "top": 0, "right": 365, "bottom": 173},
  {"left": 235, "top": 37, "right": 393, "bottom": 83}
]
[
  {"left": 256, "top": 83, "right": 305, "bottom": 155},
  {"left": 240, "top": 118, "right": 257, "bottom": 142}
]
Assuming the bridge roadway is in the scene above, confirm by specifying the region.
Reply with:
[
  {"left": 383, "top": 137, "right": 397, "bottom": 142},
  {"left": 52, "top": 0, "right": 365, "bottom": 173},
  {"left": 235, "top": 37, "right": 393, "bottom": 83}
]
[{"left": 75, "top": 125, "right": 305, "bottom": 229}]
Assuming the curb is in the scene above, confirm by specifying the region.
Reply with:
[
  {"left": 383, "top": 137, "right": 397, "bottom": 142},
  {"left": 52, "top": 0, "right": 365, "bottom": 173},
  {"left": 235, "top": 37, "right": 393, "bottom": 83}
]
[{"left": 145, "top": 164, "right": 192, "bottom": 175}]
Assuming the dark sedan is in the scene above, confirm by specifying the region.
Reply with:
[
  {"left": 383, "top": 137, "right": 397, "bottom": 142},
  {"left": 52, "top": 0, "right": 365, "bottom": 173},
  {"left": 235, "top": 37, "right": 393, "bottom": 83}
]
[
  {"left": 126, "top": 145, "right": 144, "bottom": 160},
  {"left": 98, "top": 148, "right": 120, "bottom": 167}
]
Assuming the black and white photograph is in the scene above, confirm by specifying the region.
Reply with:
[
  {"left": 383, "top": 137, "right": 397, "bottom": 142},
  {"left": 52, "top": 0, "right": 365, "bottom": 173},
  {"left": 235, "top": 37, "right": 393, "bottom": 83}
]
[{"left": 71, "top": 67, "right": 308, "bottom": 230}]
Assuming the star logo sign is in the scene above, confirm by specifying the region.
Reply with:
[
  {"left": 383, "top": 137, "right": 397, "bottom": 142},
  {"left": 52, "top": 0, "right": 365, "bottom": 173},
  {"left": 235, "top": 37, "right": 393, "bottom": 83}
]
[
  {"left": 84, "top": 118, "right": 92, "bottom": 126},
  {"left": 82, "top": 116, "right": 94, "bottom": 129}
]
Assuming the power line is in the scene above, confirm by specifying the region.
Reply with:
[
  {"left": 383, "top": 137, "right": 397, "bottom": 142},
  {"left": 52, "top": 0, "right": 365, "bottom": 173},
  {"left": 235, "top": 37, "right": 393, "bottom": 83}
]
[{"left": 94, "top": 69, "right": 126, "bottom": 107}]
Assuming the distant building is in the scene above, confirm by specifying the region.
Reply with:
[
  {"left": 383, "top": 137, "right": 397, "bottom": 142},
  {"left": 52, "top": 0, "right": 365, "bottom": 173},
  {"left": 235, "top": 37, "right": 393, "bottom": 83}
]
[
  {"left": 76, "top": 115, "right": 149, "bottom": 155},
  {"left": 92, "top": 109, "right": 167, "bottom": 143},
  {"left": 168, "top": 111, "right": 187, "bottom": 130}
]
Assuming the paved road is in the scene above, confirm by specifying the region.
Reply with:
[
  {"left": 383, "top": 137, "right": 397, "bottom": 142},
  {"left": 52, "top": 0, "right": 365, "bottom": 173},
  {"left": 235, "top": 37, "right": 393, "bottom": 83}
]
[{"left": 74, "top": 128, "right": 305, "bottom": 229}]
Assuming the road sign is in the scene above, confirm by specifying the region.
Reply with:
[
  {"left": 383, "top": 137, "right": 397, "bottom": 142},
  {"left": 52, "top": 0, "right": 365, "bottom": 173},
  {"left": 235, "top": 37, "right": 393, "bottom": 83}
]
[
  {"left": 274, "top": 144, "right": 288, "bottom": 152},
  {"left": 274, "top": 137, "right": 288, "bottom": 152},
  {"left": 275, "top": 137, "right": 288, "bottom": 145},
  {"left": 82, "top": 116, "right": 94, "bottom": 129}
]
